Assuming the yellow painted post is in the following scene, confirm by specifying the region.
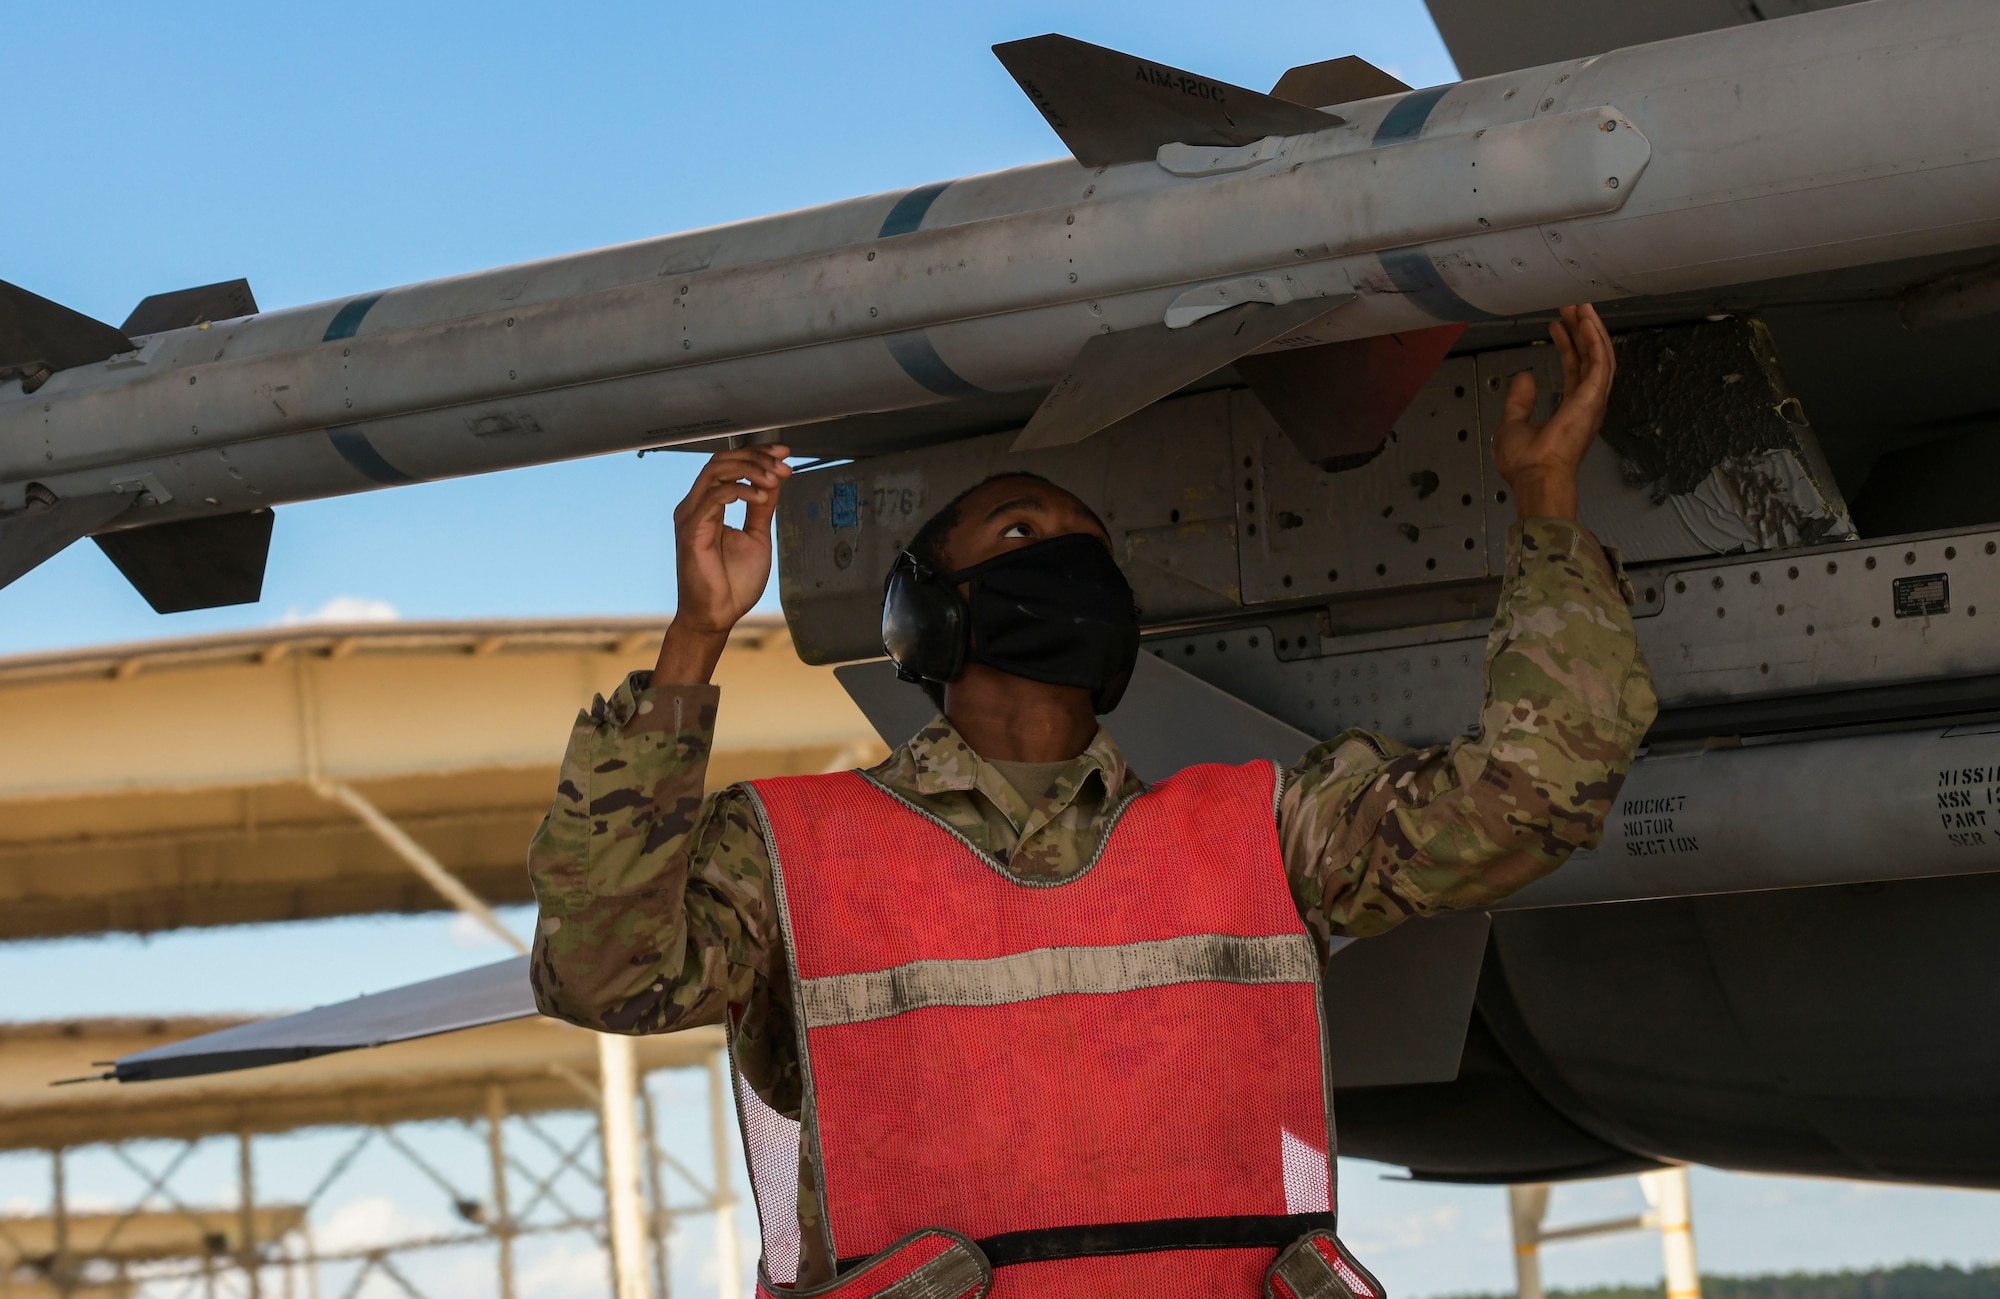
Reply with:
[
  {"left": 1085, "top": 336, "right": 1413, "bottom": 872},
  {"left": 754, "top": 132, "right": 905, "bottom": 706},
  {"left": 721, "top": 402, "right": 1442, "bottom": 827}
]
[
  {"left": 1508, "top": 1184, "right": 1550, "bottom": 1299},
  {"left": 1640, "top": 1168, "right": 1700, "bottom": 1299}
]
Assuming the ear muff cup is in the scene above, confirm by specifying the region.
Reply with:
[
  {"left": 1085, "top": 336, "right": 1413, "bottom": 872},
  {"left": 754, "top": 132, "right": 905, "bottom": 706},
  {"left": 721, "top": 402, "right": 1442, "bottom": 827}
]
[
  {"left": 881, "top": 542, "right": 1139, "bottom": 714},
  {"left": 882, "top": 550, "right": 967, "bottom": 685}
]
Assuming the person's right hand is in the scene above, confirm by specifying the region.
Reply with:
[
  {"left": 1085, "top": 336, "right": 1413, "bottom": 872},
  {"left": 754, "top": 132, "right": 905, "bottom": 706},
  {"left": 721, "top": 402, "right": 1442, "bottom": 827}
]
[{"left": 654, "top": 445, "right": 792, "bottom": 685}]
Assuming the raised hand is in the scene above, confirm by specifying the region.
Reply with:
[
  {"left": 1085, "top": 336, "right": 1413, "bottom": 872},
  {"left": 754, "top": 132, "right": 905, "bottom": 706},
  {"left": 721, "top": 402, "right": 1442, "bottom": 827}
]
[
  {"left": 1492, "top": 304, "right": 1617, "bottom": 521},
  {"left": 654, "top": 445, "right": 792, "bottom": 685}
]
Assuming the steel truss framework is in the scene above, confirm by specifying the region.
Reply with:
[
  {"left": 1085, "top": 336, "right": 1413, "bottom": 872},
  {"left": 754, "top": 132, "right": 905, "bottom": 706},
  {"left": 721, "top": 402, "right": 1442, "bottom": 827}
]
[{"left": 0, "top": 1060, "right": 738, "bottom": 1299}]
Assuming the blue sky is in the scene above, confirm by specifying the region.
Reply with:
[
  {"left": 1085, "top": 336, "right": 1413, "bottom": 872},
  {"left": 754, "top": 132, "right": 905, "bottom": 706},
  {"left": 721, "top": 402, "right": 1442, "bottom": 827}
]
[{"left": 3, "top": 3, "right": 1997, "bottom": 1294}]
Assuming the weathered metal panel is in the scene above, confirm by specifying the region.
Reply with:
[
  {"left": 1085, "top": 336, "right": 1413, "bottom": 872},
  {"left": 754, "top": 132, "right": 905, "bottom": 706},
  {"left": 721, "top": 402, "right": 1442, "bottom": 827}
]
[
  {"left": 1234, "top": 365, "right": 1494, "bottom": 605},
  {"left": 1153, "top": 523, "right": 2000, "bottom": 746}
]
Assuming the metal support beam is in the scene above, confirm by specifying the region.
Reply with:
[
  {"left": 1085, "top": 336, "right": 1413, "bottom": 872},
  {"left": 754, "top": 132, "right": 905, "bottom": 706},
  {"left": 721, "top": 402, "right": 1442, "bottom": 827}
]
[
  {"left": 311, "top": 779, "right": 527, "bottom": 955},
  {"left": 51, "top": 1147, "right": 70, "bottom": 1299},
  {"left": 485, "top": 1085, "right": 516, "bottom": 1299},
  {"left": 641, "top": 1089, "right": 672, "bottom": 1299},
  {"left": 705, "top": 1050, "right": 742, "bottom": 1299},
  {"left": 600, "top": 1033, "right": 651, "bottom": 1299},
  {"left": 239, "top": 1131, "right": 261, "bottom": 1299}
]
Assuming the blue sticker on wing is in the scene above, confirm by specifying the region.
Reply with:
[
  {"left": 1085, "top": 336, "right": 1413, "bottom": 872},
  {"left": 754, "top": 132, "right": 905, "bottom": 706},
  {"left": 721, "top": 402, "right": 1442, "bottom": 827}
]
[{"left": 831, "top": 482, "right": 858, "bottom": 529}]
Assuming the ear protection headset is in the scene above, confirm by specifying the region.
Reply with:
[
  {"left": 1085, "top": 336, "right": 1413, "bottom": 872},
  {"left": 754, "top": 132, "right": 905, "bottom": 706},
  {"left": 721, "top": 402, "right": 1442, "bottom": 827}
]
[
  {"left": 881, "top": 546, "right": 1137, "bottom": 714},
  {"left": 881, "top": 549, "right": 968, "bottom": 687}
]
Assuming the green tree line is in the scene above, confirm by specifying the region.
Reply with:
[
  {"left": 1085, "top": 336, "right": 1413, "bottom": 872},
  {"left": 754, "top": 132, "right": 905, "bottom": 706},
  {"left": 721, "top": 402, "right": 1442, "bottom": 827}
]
[{"left": 1442, "top": 1263, "right": 2000, "bottom": 1299}]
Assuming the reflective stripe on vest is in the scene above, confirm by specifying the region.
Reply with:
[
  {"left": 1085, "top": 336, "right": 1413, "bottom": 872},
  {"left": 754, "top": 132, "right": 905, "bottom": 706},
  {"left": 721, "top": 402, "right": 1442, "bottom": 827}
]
[{"left": 739, "top": 761, "right": 1336, "bottom": 1297}]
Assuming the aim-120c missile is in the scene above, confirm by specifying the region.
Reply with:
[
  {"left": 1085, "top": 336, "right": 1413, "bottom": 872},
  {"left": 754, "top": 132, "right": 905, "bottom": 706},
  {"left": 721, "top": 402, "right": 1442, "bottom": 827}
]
[{"left": 3, "top": 0, "right": 1998, "bottom": 610}]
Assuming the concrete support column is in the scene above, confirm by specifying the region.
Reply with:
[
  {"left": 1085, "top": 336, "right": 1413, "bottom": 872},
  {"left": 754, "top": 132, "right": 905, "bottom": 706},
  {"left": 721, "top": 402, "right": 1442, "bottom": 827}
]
[
  {"left": 239, "top": 1131, "right": 261, "bottom": 1299},
  {"left": 486, "top": 1084, "right": 517, "bottom": 1299},
  {"left": 1640, "top": 1168, "right": 1700, "bottom": 1299},
  {"left": 1508, "top": 1183, "right": 1549, "bottom": 1299},
  {"left": 641, "top": 1089, "right": 672, "bottom": 1299},
  {"left": 600, "top": 1033, "right": 651, "bottom": 1299},
  {"left": 706, "top": 1050, "right": 744, "bottom": 1299},
  {"left": 51, "top": 1147, "right": 71, "bottom": 1299}
]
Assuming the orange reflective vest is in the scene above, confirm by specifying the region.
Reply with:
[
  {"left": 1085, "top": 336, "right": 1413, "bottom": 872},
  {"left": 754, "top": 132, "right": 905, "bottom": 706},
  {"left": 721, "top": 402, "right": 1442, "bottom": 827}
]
[{"left": 734, "top": 762, "right": 1385, "bottom": 1299}]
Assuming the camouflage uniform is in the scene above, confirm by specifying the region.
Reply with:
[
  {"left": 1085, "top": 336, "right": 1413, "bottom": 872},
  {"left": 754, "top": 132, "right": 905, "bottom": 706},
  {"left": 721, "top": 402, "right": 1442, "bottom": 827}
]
[{"left": 527, "top": 518, "right": 1657, "bottom": 1284}]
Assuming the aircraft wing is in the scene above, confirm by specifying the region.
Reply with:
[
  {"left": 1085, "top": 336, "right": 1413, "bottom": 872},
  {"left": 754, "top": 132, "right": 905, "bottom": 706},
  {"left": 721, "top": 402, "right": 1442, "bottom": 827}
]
[
  {"left": 1424, "top": 0, "right": 1867, "bottom": 78},
  {"left": 99, "top": 930, "right": 1491, "bottom": 1094},
  {"left": 104, "top": 955, "right": 535, "bottom": 1082}
]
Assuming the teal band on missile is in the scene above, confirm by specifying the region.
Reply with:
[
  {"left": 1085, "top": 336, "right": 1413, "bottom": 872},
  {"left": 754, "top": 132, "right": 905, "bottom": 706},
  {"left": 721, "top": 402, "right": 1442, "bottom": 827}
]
[
  {"left": 1373, "top": 85, "right": 1451, "bottom": 146},
  {"left": 884, "top": 329, "right": 990, "bottom": 398},
  {"left": 326, "top": 426, "right": 417, "bottom": 484},
  {"left": 322, "top": 294, "right": 384, "bottom": 342},
  {"left": 1378, "top": 247, "right": 1497, "bottom": 322},
  {"left": 880, "top": 182, "right": 953, "bottom": 239}
]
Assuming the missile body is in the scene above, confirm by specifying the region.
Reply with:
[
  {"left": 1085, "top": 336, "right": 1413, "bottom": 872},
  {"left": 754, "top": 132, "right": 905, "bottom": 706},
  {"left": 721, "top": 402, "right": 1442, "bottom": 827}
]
[
  {"left": 1503, "top": 722, "right": 2000, "bottom": 911},
  {"left": 3, "top": 0, "right": 1997, "bottom": 530}
]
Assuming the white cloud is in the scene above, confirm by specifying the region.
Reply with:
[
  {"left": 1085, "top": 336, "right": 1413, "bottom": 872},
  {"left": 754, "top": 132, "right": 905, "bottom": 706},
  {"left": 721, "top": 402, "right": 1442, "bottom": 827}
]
[
  {"left": 280, "top": 595, "right": 399, "bottom": 625},
  {"left": 517, "top": 1239, "right": 609, "bottom": 1299},
  {"left": 316, "top": 1195, "right": 446, "bottom": 1252},
  {"left": 1347, "top": 1202, "right": 1465, "bottom": 1254}
]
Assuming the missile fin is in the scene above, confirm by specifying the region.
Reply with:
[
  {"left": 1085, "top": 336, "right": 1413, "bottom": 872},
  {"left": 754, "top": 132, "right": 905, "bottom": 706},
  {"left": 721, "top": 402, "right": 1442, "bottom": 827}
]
[
  {"left": 1012, "top": 295, "right": 1356, "bottom": 452},
  {"left": 1236, "top": 323, "right": 1467, "bottom": 470},
  {"left": 121, "top": 278, "right": 259, "bottom": 335},
  {"left": 0, "top": 279, "right": 133, "bottom": 393},
  {"left": 0, "top": 491, "right": 137, "bottom": 592},
  {"left": 1270, "top": 56, "right": 1411, "bottom": 108},
  {"left": 93, "top": 508, "right": 276, "bottom": 614},
  {"left": 992, "top": 34, "right": 1343, "bottom": 169}
]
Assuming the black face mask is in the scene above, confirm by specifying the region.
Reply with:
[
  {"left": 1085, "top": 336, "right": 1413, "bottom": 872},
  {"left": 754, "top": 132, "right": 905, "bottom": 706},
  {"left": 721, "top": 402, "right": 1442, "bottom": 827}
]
[{"left": 945, "top": 533, "right": 1141, "bottom": 712}]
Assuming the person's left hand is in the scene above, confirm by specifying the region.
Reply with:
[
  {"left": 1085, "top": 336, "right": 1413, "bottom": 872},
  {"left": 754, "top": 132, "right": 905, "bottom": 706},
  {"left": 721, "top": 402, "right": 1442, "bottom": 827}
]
[{"left": 1492, "top": 304, "right": 1617, "bottom": 521}]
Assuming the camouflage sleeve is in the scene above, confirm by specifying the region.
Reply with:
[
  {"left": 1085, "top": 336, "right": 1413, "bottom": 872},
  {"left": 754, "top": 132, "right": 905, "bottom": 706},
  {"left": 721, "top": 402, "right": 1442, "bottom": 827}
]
[
  {"left": 1279, "top": 518, "right": 1659, "bottom": 950},
  {"left": 526, "top": 671, "right": 783, "bottom": 1037}
]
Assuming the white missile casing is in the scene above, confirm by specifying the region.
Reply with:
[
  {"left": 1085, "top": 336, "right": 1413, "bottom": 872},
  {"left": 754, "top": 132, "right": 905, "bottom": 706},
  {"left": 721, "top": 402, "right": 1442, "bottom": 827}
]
[
  {"left": 3, "top": 0, "right": 1997, "bottom": 528},
  {"left": 1503, "top": 723, "right": 2000, "bottom": 909}
]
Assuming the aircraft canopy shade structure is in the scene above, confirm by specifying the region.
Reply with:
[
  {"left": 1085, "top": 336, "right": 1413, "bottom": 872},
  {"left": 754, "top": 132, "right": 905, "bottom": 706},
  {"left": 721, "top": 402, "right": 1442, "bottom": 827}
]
[{"left": 0, "top": 616, "right": 887, "bottom": 941}]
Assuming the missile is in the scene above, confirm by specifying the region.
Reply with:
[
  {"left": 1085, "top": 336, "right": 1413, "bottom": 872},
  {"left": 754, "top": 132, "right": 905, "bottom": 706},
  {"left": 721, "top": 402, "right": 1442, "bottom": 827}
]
[{"left": 4, "top": 0, "right": 1998, "bottom": 610}]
